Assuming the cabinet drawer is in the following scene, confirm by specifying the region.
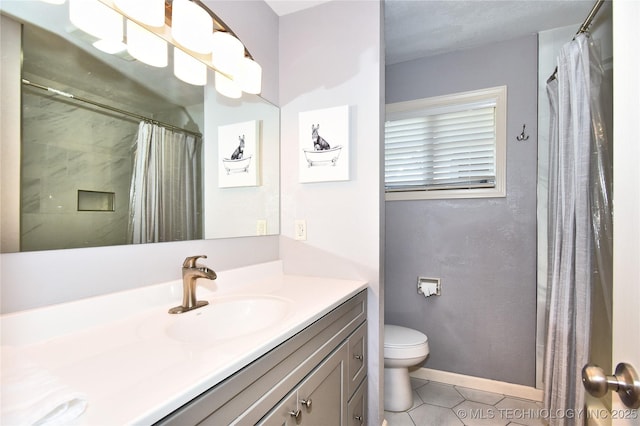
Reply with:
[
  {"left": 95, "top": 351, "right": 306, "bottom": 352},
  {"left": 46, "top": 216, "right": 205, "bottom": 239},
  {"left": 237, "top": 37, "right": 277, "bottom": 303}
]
[
  {"left": 347, "top": 378, "right": 367, "bottom": 426},
  {"left": 348, "top": 321, "right": 367, "bottom": 398}
]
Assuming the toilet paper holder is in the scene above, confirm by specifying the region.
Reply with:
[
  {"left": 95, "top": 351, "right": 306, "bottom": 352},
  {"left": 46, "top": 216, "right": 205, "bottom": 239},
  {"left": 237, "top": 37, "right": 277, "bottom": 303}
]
[{"left": 417, "top": 277, "right": 441, "bottom": 297}]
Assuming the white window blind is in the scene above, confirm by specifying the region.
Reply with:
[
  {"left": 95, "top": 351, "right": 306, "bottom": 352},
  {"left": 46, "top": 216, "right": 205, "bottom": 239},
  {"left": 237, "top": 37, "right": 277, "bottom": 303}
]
[
  {"left": 385, "top": 104, "right": 497, "bottom": 192},
  {"left": 384, "top": 86, "right": 507, "bottom": 200}
]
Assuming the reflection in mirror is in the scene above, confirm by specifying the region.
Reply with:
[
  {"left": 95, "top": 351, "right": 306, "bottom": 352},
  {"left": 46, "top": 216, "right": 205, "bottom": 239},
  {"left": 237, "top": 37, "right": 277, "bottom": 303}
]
[
  {"left": 0, "top": 0, "right": 280, "bottom": 253},
  {"left": 21, "top": 21, "right": 204, "bottom": 251}
]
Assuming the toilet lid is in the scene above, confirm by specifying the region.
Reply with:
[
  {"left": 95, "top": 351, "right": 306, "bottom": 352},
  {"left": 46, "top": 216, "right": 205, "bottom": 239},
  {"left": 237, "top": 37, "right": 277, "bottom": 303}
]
[{"left": 384, "top": 324, "right": 428, "bottom": 348}]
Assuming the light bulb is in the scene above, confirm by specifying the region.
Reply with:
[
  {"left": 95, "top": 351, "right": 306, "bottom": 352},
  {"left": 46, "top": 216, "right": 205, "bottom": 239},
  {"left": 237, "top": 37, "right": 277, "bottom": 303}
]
[
  {"left": 127, "top": 20, "right": 168, "bottom": 67},
  {"left": 211, "top": 31, "right": 244, "bottom": 76},
  {"left": 238, "top": 57, "right": 262, "bottom": 94},
  {"left": 92, "top": 39, "right": 127, "bottom": 54},
  {"left": 69, "top": 0, "right": 123, "bottom": 42},
  {"left": 215, "top": 71, "right": 242, "bottom": 99},
  {"left": 174, "top": 48, "right": 207, "bottom": 86},
  {"left": 171, "top": 0, "right": 213, "bottom": 54},
  {"left": 115, "top": 0, "right": 165, "bottom": 27}
]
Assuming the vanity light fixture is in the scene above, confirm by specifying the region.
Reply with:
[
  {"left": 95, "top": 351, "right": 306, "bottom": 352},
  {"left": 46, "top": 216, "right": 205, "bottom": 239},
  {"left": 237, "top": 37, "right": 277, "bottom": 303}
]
[
  {"left": 69, "top": 0, "right": 123, "bottom": 43},
  {"left": 171, "top": 0, "right": 213, "bottom": 55},
  {"left": 210, "top": 31, "right": 244, "bottom": 76},
  {"left": 211, "top": 32, "right": 262, "bottom": 95},
  {"left": 114, "top": 0, "right": 164, "bottom": 27},
  {"left": 174, "top": 47, "right": 207, "bottom": 86},
  {"left": 215, "top": 71, "right": 242, "bottom": 99},
  {"left": 238, "top": 57, "right": 262, "bottom": 95},
  {"left": 92, "top": 39, "right": 127, "bottom": 55},
  {"left": 127, "top": 20, "right": 168, "bottom": 68},
  {"left": 66, "top": 0, "right": 262, "bottom": 96},
  {"left": 168, "top": 0, "right": 262, "bottom": 95}
]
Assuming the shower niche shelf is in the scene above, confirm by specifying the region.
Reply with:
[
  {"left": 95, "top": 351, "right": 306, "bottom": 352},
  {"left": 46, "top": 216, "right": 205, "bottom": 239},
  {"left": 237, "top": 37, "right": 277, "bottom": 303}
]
[{"left": 77, "top": 190, "right": 115, "bottom": 212}]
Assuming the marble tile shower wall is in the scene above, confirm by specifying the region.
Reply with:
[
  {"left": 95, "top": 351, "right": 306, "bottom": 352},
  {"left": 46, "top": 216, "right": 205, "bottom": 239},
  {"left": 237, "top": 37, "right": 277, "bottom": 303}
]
[{"left": 21, "top": 88, "right": 137, "bottom": 251}]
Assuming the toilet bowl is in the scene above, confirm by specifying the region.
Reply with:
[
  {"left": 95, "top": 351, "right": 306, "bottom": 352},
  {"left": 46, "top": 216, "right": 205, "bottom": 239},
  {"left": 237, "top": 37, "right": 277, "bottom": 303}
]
[{"left": 384, "top": 324, "right": 429, "bottom": 412}]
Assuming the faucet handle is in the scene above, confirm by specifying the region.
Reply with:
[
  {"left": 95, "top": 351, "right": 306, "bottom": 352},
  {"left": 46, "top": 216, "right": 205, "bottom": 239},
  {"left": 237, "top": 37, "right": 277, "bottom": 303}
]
[{"left": 183, "top": 255, "right": 207, "bottom": 268}]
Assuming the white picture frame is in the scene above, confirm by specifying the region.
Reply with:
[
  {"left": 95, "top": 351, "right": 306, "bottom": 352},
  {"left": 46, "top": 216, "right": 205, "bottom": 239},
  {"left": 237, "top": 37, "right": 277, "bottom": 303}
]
[
  {"left": 218, "top": 120, "right": 260, "bottom": 188},
  {"left": 298, "top": 105, "right": 349, "bottom": 183}
]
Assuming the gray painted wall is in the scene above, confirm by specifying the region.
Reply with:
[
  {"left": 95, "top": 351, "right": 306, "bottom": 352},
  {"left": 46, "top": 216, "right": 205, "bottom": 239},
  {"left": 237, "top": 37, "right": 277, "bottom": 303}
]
[{"left": 385, "top": 35, "right": 538, "bottom": 386}]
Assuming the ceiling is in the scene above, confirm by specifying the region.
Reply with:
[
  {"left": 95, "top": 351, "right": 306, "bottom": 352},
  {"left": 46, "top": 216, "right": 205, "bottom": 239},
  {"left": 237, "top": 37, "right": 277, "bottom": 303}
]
[
  {"left": 265, "top": 0, "right": 604, "bottom": 65},
  {"left": 264, "top": 0, "right": 333, "bottom": 15}
]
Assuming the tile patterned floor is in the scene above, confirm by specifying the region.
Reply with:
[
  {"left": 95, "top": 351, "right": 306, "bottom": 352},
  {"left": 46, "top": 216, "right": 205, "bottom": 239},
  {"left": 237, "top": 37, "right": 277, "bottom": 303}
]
[{"left": 384, "top": 378, "right": 545, "bottom": 426}]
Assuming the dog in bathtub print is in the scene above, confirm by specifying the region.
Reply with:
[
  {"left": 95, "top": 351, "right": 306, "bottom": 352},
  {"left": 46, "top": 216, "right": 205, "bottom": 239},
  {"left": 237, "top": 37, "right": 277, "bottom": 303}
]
[
  {"left": 222, "top": 135, "right": 252, "bottom": 174},
  {"left": 231, "top": 135, "right": 245, "bottom": 160},
  {"left": 312, "top": 125, "right": 331, "bottom": 151},
  {"left": 304, "top": 124, "right": 342, "bottom": 167}
]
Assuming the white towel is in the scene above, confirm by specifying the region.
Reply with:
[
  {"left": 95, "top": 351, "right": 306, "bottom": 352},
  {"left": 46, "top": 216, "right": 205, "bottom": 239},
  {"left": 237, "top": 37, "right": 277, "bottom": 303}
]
[{"left": 1, "top": 347, "right": 87, "bottom": 426}]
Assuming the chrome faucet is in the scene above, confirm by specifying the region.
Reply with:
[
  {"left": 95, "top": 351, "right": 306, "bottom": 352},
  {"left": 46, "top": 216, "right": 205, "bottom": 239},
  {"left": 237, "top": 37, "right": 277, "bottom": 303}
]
[{"left": 169, "top": 255, "right": 217, "bottom": 314}]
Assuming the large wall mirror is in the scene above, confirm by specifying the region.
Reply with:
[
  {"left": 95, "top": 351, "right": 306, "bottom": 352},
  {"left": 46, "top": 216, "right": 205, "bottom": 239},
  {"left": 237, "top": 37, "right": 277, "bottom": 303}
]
[{"left": 0, "top": 0, "right": 280, "bottom": 253}]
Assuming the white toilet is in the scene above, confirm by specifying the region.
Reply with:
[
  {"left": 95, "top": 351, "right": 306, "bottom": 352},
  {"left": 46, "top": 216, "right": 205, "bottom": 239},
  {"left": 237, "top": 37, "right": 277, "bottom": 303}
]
[{"left": 383, "top": 324, "right": 430, "bottom": 412}]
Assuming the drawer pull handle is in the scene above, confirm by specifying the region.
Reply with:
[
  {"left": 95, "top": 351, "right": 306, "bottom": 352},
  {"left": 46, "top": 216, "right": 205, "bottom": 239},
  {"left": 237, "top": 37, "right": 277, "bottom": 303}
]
[
  {"left": 354, "top": 354, "right": 363, "bottom": 360},
  {"left": 300, "top": 398, "right": 312, "bottom": 409},
  {"left": 354, "top": 414, "right": 363, "bottom": 423},
  {"left": 289, "top": 409, "right": 301, "bottom": 421}
]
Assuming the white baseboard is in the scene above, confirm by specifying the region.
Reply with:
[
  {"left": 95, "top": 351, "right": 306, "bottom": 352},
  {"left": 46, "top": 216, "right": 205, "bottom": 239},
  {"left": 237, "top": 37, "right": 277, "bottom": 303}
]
[{"left": 409, "top": 368, "right": 543, "bottom": 402}]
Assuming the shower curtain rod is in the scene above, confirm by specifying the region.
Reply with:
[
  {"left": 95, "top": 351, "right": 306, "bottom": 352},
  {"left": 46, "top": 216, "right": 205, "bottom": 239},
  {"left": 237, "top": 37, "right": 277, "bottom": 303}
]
[
  {"left": 547, "top": 0, "right": 605, "bottom": 82},
  {"left": 21, "top": 79, "right": 202, "bottom": 138},
  {"left": 577, "top": 0, "right": 606, "bottom": 34}
]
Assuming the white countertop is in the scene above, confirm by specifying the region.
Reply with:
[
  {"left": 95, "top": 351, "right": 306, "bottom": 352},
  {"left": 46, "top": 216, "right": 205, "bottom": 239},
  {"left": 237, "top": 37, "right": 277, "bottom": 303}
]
[{"left": 0, "top": 261, "right": 367, "bottom": 425}]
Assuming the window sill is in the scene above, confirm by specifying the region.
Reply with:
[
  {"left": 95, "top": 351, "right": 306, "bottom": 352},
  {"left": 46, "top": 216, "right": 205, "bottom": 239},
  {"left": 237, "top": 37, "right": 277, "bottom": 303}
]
[{"left": 385, "top": 186, "right": 506, "bottom": 201}]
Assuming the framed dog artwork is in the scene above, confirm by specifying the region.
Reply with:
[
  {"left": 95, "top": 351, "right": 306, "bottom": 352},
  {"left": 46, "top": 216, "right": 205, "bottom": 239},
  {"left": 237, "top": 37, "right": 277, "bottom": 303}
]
[
  {"left": 298, "top": 105, "right": 350, "bottom": 183},
  {"left": 218, "top": 120, "right": 260, "bottom": 188}
]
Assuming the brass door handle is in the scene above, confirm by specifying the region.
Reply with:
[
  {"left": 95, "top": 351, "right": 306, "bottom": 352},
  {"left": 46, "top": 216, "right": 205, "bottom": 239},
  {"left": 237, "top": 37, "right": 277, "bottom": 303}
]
[{"left": 582, "top": 363, "right": 640, "bottom": 409}]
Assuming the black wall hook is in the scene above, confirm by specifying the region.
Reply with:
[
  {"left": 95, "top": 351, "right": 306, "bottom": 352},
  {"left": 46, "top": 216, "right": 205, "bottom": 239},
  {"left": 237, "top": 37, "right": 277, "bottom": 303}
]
[{"left": 516, "top": 124, "right": 529, "bottom": 141}]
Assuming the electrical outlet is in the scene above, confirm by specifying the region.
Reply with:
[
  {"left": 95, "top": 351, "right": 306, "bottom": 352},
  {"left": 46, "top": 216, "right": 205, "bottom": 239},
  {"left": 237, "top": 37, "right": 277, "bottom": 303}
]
[
  {"left": 256, "top": 219, "right": 267, "bottom": 236},
  {"left": 294, "top": 220, "right": 307, "bottom": 241}
]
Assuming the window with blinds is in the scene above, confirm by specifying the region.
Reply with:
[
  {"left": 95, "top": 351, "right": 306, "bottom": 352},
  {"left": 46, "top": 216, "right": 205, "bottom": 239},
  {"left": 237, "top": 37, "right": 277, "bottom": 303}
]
[{"left": 385, "top": 86, "right": 507, "bottom": 200}]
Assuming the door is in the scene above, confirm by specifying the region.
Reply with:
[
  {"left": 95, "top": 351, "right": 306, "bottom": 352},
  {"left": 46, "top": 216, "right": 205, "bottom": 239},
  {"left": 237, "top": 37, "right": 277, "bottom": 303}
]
[
  {"left": 258, "top": 344, "right": 348, "bottom": 426},
  {"left": 297, "top": 343, "right": 348, "bottom": 426},
  {"left": 258, "top": 392, "right": 299, "bottom": 426},
  {"left": 583, "top": 2, "right": 640, "bottom": 422},
  {"left": 610, "top": 1, "right": 640, "bottom": 424}
]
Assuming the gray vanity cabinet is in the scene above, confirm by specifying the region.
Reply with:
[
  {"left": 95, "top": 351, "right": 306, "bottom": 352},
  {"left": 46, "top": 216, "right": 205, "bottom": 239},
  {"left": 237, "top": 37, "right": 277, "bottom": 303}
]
[
  {"left": 259, "top": 343, "right": 348, "bottom": 425},
  {"left": 156, "top": 290, "right": 367, "bottom": 426}
]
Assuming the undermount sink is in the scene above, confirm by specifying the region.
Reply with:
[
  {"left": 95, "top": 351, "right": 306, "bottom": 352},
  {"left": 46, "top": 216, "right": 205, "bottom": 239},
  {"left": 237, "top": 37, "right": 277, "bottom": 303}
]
[{"left": 141, "top": 295, "right": 294, "bottom": 345}]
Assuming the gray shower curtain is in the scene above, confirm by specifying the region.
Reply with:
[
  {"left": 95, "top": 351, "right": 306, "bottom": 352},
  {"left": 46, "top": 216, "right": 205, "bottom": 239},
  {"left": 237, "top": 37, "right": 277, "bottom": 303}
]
[
  {"left": 544, "top": 32, "right": 612, "bottom": 424},
  {"left": 128, "top": 122, "right": 202, "bottom": 244}
]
